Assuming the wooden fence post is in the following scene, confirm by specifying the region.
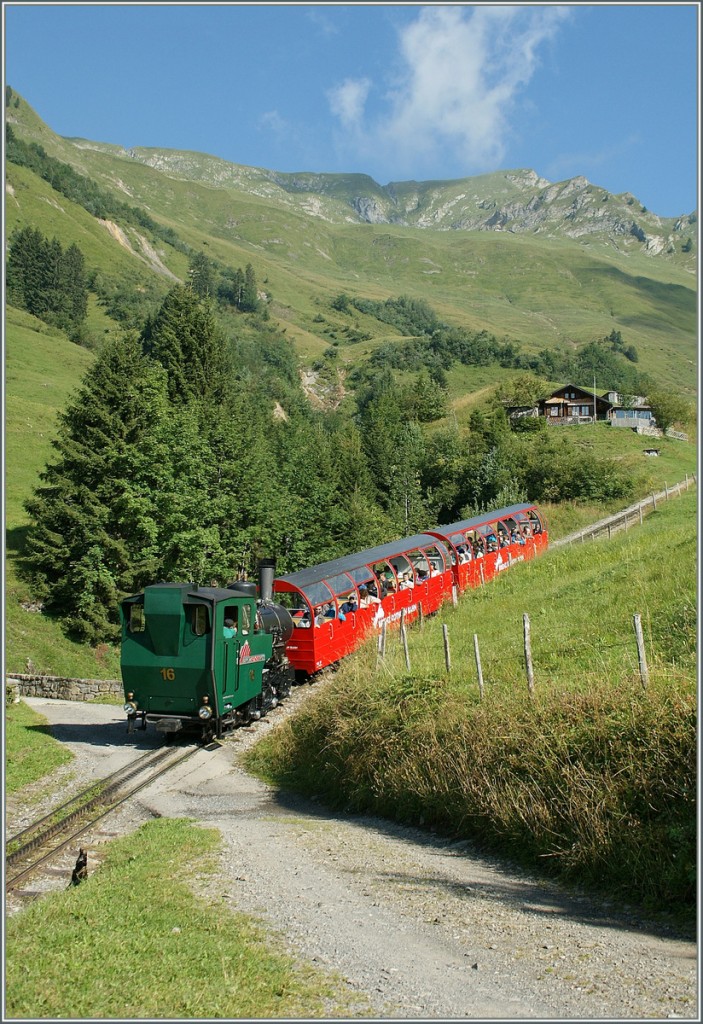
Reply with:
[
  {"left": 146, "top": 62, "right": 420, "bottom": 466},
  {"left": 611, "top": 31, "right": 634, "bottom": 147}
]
[
  {"left": 442, "top": 624, "right": 451, "bottom": 674},
  {"left": 624, "top": 511, "right": 629, "bottom": 531},
  {"left": 608, "top": 523, "right": 612, "bottom": 540},
  {"left": 665, "top": 482, "right": 669, "bottom": 500},
  {"left": 523, "top": 613, "right": 535, "bottom": 699},
  {"left": 418, "top": 603, "right": 424, "bottom": 631},
  {"left": 633, "top": 613, "right": 649, "bottom": 692},
  {"left": 685, "top": 473, "right": 689, "bottom": 489},
  {"left": 376, "top": 620, "right": 386, "bottom": 663},
  {"left": 400, "top": 611, "right": 411, "bottom": 672},
  {"left": 473, "top": 633, "right": 484, "bottom": 700},
  {"left": 452, "top": 584, "right": 458, "bottom": 608},
  {"left": 652, "top": 492, "right": 657, "bottom": 511},
  {"left": 479, "top": 563, "right": 485, "bottom": 586},
  {"left": 639, "top": 503, "right": 643, "bottom": 526}
]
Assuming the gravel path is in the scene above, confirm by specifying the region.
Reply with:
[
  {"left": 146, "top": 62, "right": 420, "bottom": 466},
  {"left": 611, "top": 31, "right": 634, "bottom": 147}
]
[{"left": 9, "top": 696, "right": 698, "bottom": 1020}]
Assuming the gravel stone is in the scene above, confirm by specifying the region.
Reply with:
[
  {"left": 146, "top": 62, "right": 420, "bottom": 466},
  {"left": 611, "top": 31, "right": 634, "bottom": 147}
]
[{"left": 7, "top": 695, "right": 698, "bottom": 1019}]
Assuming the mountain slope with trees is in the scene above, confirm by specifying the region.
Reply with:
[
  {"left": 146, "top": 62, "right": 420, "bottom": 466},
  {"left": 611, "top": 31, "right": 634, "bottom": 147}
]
[{"left": 4, "top": 88, "right": 697, "bottom": 655}]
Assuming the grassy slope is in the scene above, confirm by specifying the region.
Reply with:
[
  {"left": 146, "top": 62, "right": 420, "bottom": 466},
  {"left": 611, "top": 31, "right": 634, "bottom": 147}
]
[
  {"left": 5, "top": 699, "right": 73, "bottom": 793},
  {"left": 246, "top": 491, "right": 697, "bottom": 916},
  {"left": 4, "top": 306, "right": 121, "bottom": 678}
]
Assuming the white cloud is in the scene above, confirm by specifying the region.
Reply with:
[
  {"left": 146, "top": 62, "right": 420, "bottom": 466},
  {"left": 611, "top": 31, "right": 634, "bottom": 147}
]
[
  {"left": 259, "top": 110, "right": 291, "bottom": 141},
  {"left": 328, "top": 5, "right": 570, "bottom": 177},
  {"left": 327, "top": 77, "right": 372, "bottom": 131}
]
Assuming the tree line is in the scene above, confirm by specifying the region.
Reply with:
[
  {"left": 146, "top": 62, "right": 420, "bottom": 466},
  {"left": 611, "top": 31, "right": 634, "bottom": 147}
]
[{"left": 7, "top": 226, "right": 88, "bottom": 341}]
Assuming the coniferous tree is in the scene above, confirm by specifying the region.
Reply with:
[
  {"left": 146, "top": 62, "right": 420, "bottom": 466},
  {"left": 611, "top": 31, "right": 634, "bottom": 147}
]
[
  {"left": 188, "top": 251, "right": 214, "bottom": 298},
  {"left": 239, "top": 263, "right": 259, "bottom": 312},
  {"left": 61, "top": 243, "right": 89, "bottom": 327},
  {"left": 23, "top": 335, "right": 174, "bottom": 641},
  {"left": 141, "top": 284, "right": 231, "bottom": 405},
  {"left": 7, "top": 226, "right": 48, "bottom": 316}
]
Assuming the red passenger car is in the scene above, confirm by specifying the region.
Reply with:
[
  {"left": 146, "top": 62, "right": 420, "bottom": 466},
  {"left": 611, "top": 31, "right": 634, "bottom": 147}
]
[
  {"left": 274, "top": 534, "right": 453, "bottom": 678},
  {"left": 425, "top": 503, "right": 548, "bottom": 593}
]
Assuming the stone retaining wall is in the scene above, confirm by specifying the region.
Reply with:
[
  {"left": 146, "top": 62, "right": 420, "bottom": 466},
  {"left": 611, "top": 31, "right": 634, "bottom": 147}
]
[{"left": 6, "top": 674, "right": 122, "bottom": 702}]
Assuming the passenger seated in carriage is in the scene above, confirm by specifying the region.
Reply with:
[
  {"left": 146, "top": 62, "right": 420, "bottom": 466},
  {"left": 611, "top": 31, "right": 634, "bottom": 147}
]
[
  {"left": 358, "top": 585, "right": 380, "bottom": 608},
  {"left": 340, "top": 593, "right": 358, "bottom": 614}
]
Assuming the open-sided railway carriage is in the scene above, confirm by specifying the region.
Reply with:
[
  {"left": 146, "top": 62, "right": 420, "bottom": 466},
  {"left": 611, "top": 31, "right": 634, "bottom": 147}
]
[
  {"left": 273, "top": 533, "right": 454, "bottom": 678},
  {"left": 119, "top": 505, "right": 547, "bottom": 738},
  {"left": 426, "top": 503, "right": 548, "bottom": 592}
]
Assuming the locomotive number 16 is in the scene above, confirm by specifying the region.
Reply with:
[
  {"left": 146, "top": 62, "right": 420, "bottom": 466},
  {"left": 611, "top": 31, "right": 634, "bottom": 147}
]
[{"left": 160, "top": 668, "right": 176, "bottom": 681}]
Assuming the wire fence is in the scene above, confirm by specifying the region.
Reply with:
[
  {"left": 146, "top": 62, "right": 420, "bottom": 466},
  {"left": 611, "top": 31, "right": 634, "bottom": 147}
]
[
  {"left": 376, "top": 478, "right": 698, "bottom": 695},
  {"left": 551, "top": 473, "right": 696, "bottom": 548}
]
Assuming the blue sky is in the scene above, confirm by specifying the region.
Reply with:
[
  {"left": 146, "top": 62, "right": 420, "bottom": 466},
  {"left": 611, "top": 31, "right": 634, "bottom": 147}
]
[{"left": 3, "top": 3, "right": 699, "bottom": 218}]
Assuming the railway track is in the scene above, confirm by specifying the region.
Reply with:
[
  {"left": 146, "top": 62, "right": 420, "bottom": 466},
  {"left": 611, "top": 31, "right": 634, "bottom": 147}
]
[{"left": 6, "top": 743, "right": 199, "bottom": 895}]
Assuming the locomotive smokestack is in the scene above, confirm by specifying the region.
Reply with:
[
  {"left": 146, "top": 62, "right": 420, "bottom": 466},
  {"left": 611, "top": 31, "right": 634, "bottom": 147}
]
[{"left": 259, "top": 558, "right": 276, "bottom": 605}]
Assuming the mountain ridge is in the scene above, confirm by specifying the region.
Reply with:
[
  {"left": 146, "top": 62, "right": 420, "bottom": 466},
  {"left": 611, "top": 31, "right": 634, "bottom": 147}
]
[
  {"left": 6, "top": 89, "right": 696, "bottom": 264},
  {"left": 5, "top": 88, "right": 697, "bottom": 397}
]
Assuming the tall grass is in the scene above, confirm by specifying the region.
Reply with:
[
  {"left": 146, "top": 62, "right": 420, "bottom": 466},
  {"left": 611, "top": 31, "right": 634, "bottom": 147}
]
[{"left": 247, "top": 492, "right": 697, "bottom": 918}]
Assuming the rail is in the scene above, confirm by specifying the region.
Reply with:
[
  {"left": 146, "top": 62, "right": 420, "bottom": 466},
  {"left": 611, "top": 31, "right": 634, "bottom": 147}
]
[
  {"left": 552, "top": 474, "right": 696, "bottom": 548},
  {"left": 6, "top": 744, "right": 198, "bottom": 893}
]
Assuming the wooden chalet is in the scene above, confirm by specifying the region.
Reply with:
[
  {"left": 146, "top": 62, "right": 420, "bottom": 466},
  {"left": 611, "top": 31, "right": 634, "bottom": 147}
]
[{"left": 538, "top": 384, "right": 612, "bottom": 424}]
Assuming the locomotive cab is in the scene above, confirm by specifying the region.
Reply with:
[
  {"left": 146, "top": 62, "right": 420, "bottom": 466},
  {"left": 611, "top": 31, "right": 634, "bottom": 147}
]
[{"left": 120, "top": 568, "right": 294, "bottom": 740}]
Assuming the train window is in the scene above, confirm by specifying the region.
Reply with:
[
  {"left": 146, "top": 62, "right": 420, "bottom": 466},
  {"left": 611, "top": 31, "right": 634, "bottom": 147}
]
[
  {"left": 390, "top": 554, "right": 414, "bottom": 589},
  {"left": 326, "top": 572, "right": 357, "bottom": 597},
  {"left": 349, "top": 566, "right": 374, "bottom": 587},
  {"left": 300, "top": 581, "right": 335, "bottom": 608},
  {"left": 373, "top": 561, "right": 397, "bottom": 593},
  {"left": 422, "top": 544, "right": 446, "bottom": 574},
  {"left": 241, "top": 605, "right": 252, "bottom": 635},
  {"left": 276, "top": 592, "right": 308, "bottom": 613},
  {"left": 409, "top": 553, "right": 431, "bottom": 576},
  {"left": 191, "top": 605, "right": 210, "bottom": 636},
  {"left": 275, "top": 592, "right": 313, "bottom": 628},
  {"left": 129, "top": 603, "right": 145, "bottom": 632}
]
